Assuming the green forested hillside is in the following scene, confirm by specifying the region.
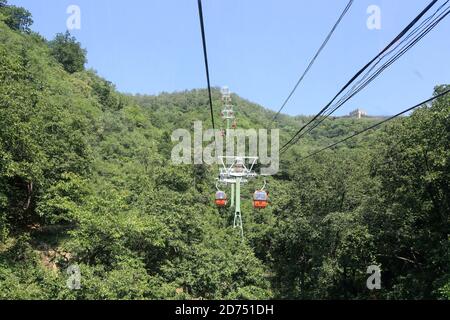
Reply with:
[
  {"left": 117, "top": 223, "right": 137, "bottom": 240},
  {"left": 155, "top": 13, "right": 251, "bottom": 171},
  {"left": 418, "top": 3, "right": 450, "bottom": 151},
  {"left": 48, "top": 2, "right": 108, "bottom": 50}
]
[{"left": 0, "top": 2, "right": 449, "bottom": 300}]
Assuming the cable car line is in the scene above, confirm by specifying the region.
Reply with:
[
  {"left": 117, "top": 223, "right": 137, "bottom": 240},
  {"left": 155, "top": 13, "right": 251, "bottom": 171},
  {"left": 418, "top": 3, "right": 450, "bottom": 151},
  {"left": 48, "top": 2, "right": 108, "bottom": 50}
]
[
  {"left": 327, "top": 0, "right": 450, "bottom": 117},
  {"left": 321, "top": 0, "right": 450, "bottom": 121},
  {"left": 286, "top": 1, "right": 450, "bottom": 149},
  {"left": 281, "top": 0, "right": 447, "bottom": 153},
  {"left": 279, "top": 0, "right": 439, "bottom": 154},
  {"left": 197, "top": 0, "right": 216, "bottom": 132},
  {"left": 270, "top": 0, "right": 354, "bottom": 125},
  {"left": 281, "top": 0, "right": 440, "bottom": 153},
  {"left": 195, "top": 1, "right": 445, "bottom": 240},
  {"left": 332, "top": 0, "right": 450, "bottom": 106},
  {"left": 298, "top": 89, "right": 450, "bottom": 160}
]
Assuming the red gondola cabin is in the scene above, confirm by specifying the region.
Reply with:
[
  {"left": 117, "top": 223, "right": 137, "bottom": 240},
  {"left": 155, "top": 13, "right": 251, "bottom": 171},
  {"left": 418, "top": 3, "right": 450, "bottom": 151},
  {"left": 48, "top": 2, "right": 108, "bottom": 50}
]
[
  {"left": 215, "top": 191, "right": 227, "bottom": 207},
  {"left": 253, "top": 190, "right": 268, "bottom": 209}
]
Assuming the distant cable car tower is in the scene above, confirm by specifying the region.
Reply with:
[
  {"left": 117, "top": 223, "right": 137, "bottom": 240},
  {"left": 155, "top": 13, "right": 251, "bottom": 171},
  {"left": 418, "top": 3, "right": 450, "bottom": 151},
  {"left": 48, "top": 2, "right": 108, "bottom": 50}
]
[
  {"left": 220, "top": 87, "right": 236, "bottom": 207},
  {"left": 220, "top": 86, "right": 234, "bottom": 130}
]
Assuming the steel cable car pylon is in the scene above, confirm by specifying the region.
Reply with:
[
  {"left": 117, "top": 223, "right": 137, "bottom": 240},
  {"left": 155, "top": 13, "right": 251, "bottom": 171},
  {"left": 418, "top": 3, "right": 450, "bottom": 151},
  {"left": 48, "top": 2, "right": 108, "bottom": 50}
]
[
  {"left": 216, "top": 87, "right": 269, "bottom": 240},
  {"left": 218, "top": 155, "right": 258, "bottom": 239}
]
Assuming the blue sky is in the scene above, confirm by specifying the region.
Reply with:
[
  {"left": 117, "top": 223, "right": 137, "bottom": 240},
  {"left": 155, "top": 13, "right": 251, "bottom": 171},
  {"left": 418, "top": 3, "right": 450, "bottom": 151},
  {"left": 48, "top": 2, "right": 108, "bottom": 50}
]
[{"left": 8, "top": 0, "right": 450, "bottom": 116}]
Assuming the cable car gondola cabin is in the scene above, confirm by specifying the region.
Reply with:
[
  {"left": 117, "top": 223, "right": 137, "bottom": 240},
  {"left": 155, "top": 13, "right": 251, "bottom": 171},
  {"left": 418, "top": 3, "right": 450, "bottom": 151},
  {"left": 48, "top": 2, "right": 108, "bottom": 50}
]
[
  {"left": 215, "top": 191, "right": 227, "bottom": 207},
  {"left": 253, "top": 190, "right": 268, "bottom": 209}
]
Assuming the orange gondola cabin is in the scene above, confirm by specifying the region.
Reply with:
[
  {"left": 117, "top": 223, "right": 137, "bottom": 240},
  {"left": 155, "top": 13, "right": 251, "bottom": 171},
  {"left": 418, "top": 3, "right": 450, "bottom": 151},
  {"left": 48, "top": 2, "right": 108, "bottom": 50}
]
[
  {"left": 253, "top": 190, "right": 268, "bottom": 209},
  {"left": 215, "top": 191, "right": 227, "bottom": 207}
]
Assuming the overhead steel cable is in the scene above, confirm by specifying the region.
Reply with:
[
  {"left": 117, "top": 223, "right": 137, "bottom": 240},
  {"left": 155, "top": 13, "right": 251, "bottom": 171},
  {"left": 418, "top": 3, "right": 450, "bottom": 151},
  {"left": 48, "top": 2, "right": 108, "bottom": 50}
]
[
  {"left": 298, "top": 88, "right": 450, "bottom": 160},
  {"left": 197, "top": 0, "right": 216, "bottom": 132},
  {"left": 293, "top": 2, "right": 450, "bottom": 144},
  {"left": 279, "top": 0, "right": 438, "bottom": 154},
  {"left": 281, "top": 0, "right": 439, "bottom": 153},
  {"left": 327, "top": 1, "right": 450, "bottom": 115},
  {"left": 282, "top": 0, "right": 447, "bottom": 153},
  {"left": 295, "top": 2, "right": 450, "bottom": 144},
  {"left": 327, "top": 0, "right": 449, "bottom": 115},
  {"left": 271, "top": 0, "right": 354, "bottom": 125}
]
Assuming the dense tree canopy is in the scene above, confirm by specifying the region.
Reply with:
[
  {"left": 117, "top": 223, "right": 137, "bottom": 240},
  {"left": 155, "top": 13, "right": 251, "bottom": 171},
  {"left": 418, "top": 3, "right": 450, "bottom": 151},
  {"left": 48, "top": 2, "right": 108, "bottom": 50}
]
[
  {"left": 0, "top": 3, "right": 448, "bottom": 300},
  {"left": 49, "top": 31, "right": 87, "bottom": 74}
]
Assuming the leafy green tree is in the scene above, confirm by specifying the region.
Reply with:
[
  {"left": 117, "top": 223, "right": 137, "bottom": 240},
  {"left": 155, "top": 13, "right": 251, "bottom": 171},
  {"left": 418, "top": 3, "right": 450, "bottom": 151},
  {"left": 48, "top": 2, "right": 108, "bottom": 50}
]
[
  {"left": 49, "top": 31, "right": 86, "bottom": 73},
  {"left": 0, "top": 1, "right": 33, "bottom": 32}
]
